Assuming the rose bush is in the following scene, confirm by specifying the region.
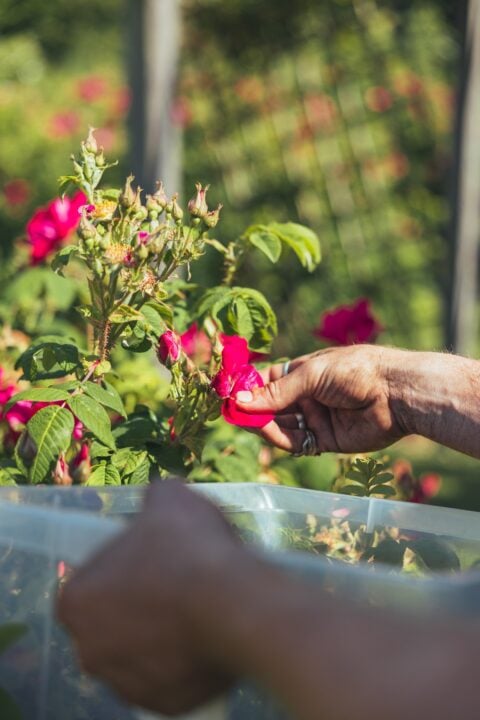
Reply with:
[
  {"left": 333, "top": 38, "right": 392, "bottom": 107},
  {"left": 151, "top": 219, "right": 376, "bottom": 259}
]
[{"left": 0, "top": 130, "right": 323, "bottom": 487}]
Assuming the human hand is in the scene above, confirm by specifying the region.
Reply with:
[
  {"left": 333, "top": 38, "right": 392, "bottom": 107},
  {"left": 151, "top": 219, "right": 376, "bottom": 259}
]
[
  {"left": 235, "top": 345, "right": 407, "bottom": 454},
  {"left": 56, "top": 481, "right": 246, "bottom": 716}
]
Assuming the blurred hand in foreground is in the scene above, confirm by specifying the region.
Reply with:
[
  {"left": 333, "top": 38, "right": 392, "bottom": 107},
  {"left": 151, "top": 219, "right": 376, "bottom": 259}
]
[{"left": 56, "top": 481, "right": 244, "bottom": 716}]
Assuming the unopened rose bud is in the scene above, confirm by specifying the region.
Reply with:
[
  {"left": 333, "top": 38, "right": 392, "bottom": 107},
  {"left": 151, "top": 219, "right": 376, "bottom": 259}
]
[
  {"left": 134, "top": 205, "right": 148, "bottom": 221},
  {"left": 53, "top": 454, "right": 73, "bottom": 486},
  {"left": 203, "top": 203, "right": 223, "bottom": 228},
  {"left": 171, "top": 194, "right": 184, "bottom": 222},
  {"left": 188, "top": 182, "right": 209, "bottom": 218},
  {"left": 157, "top": 330, "right": 181, "bottom": 366},
  {"left": 84, "top": 127, "right": 98, "bottom": 155},
  {"left": 153, "top": 181, "right": 168, "bottom": 209},
  {"left": 138, "top": 244, "right": 149, "bottom": 260},
  {"left": 96, "top": 149, "right": 106, "bottom": 167},
  {"left": 79, "top": 214, "right": 97, "bottom": 240},
  {"left": 120, "top": 174, "right": 136, "bottom": 208},
  {"left": 71, "top": 444, "right": 91, "bottom": 484}
]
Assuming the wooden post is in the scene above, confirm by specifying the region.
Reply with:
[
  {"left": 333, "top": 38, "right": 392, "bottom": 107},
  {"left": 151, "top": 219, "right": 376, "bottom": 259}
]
[
  {"left": 128, "top": 0, "right": 181, "bottom": 196},
  {"left": 448, "top": 0, "right": 480, "bottom": 354}
]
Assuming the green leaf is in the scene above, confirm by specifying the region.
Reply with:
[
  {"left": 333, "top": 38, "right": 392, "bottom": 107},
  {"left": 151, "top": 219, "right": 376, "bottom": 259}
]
[
  {"left": 85, "top": 461, "right": 121, "bottom": 486},
  {"left": 369, "top": 484, "right": 396, "bottom": 497},
  {"left": 15, "top": 337, "right": 81, "bottom": 381},
  {"left": 68, "top": 395, "right": 115, "bottom": 449},
  {"left": 268, "top": 222, "right": 321, "bottom": 271},
  {"left": 127, "top": 457, "right": 151, "bottom": 484},
  {"left": 373, "top": 472, "right": 395, "bottom": 483},
  {"left": 0, "top": 687, "right": 22, "bottom": 720},
  {"left": 340, "top": 484, "right": 367, "bottom": 496},
  {"left": 345, "top": 469, "right": 369, "bottom": 485},
  {"left": 248, "top": 231, "right": 282, "bottom": 263},
  {"left": 123, "top": 450, "right": 149, "bottom": 477},
  {"left": 229, "top": 297, "right": 254, "bottom": 338},
  {"left": 86, "top": 463, "right": 106, "bottom": 486},
  {"left": 196, "top": 286, "right": 277, "bottom": 351},
  {"left": 215, "top": 453, "right": 258, "bottom": 483},
  {"left": 113, "top": 412, "right": 159, "bottom": 448},
  {"left": 141, "top": 301, "right": 173, "bottom": 335},
  {"left": 6, "top": 387, "right": 70, "bottom": 411},
  {"left": 83, "top": 381, "right": 127, "bottom": 418},
  {"left": 0, "top": 623, "right": 27, "bottom": 654},
  {"left": 27, "top": 406, "right": 74, "bottom": 484},
  {"left": 109, "top": 304, "right": 142, "bottom": 324}
]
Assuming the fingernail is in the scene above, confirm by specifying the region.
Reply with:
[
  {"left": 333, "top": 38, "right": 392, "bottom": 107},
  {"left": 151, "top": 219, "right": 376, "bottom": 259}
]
[{"left": 236, "top": 390, "right": 253, "bottom": 403}]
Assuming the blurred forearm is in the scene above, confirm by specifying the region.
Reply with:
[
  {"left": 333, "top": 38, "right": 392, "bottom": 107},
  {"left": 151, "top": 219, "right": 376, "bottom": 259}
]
[{"left": 191, "top": 550, "right": 480, "bottom": 720}]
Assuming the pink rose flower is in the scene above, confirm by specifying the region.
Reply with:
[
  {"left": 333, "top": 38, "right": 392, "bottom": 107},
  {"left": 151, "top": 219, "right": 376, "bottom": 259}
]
[
  {"left": 3, "top": 179, "right": 30, "bottom": 207},
  {"left": 313, "top": 298, "right": 382, "bottom": 346},
  {"left": 26, "top": 191, "right": 87, "bottom": 265},
  {"left": 76, "top": 75, "right": 107, "bottom": 103},
  {"left": 157, "top": 330, "right": 181, "bottom": 366},
  {"left": 212, "top": 335, "right": 274, "bottom": 428},
  {"left": 180, "top": 323, "right": 212, "bottom": 365},
  {"left": 48, "top": 111, "right": 80, "bottom": 138}
]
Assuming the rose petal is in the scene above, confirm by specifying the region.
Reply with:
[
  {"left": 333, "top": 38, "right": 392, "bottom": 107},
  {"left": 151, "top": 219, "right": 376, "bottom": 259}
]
[{"left": 222, "top": 398, "right": 274, "bottom": 428}]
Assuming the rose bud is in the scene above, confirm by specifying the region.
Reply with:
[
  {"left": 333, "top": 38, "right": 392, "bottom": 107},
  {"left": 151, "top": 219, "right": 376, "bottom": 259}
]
[
  {"left": 71, "top": 444, "right": 91, "bottom": 484},
  {"left": 157, "top": 330, "right": 181, "bottom": 366},
  {"left": 203, "top": 203, "right": 223, "bottom": 228},
  {"left": 53, "top": 454, "right": 73, "bottom": 486},
  {"left": 188, "top": 182, "right": 209, "bottom": 218},
  {"left": 84, "top": 127, "right": 98, "bottom": 154},
  {"left": 120, "top": 174, "right": 137, "bottom": 208},
  {"left": 171, "top": 194, "right": 184, "bottom": 222}
]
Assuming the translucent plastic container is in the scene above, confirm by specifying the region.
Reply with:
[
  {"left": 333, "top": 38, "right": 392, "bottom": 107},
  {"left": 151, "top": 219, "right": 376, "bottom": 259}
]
[{"left": 1, "top": 483, "right": 480, "bottom": 720}]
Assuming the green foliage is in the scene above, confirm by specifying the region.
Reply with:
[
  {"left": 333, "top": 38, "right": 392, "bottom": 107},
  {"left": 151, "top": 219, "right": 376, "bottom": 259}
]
[
  {"left": 196, "top": 286, "right": 277, "bottom": 351},
  {"left": 67, "top": 395, "right": 115, "bottom": 449},
  {"left": 245, "top": 222, "right": 321, "bottom": 271},
  {"left": 26, "top": 405, "right": 74, "bottom": 483},
  {"left": 339, "top": 457, "right": 395, "bottom": 498},
  {"left": 15, "top": 337, "right": 81, "bottom": 381}
]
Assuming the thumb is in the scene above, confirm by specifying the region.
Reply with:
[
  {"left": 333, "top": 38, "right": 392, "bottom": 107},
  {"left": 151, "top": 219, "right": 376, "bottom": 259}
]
[{"left": 235, "top": 368, "right": 307, "bottom": 413}]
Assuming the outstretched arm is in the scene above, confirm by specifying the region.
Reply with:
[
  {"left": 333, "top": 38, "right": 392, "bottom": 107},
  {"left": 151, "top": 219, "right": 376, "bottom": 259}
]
[{"left": 234, "top": 345, "right": 480, "bottom": 458}]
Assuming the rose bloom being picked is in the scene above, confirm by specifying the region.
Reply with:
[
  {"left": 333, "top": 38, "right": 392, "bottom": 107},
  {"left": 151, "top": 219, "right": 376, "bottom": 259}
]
[{"left": 212, "top": 336, "right": 274, "bottom": 428}]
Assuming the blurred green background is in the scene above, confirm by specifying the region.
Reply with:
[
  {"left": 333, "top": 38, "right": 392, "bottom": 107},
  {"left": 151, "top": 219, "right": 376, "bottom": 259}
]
[{"left": 1, "top": 0, "right": 477, "bottom": 508}]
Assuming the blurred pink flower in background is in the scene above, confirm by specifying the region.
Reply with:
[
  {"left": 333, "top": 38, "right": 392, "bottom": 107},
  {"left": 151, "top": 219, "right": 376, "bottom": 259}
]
[
  {"left": 304, "top": 92, "right": 337, "bottom": 133},
  {"left": 313, "top": 298, "right": 382, "bottom": 346},
  {"left": 94, "top": 124, "right": 117, "bottom": 152},
  {"left": 26, "top": 191, "right": 86, "bottom": 265},
  {"left": 364, "top": 86, "right": 393, "bottom": 113},
  {"left": 111, "top": 86, "right": 131, "bottom": 118},
  {"left": 393, "top": 460, "right": 441, "bottom": 504},
  {"left": 48, "top": 110, "right": 80, "bottom": 138},
  {"left": 234, "top": 75, "right": 264, "bottom": 105},
  {"left": 170, "top": 97, "right": 193, "bottom": 128},
  {"left": 181, "top": 323, "right": 212, "bottom": 365},
  {"left": 76, "top": 75, "right": 107, "bottom": 103},
  {"left": 3, "top": 179, "right": 30, "bottom": 207}
]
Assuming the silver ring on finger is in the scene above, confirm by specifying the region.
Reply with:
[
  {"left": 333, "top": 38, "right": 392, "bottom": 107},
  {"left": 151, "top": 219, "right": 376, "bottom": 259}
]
[
  {"left": 281, "top": 360, "right": 291, "bottom": 377},
  {"left": 293, "top": 429, "right": 319, "bottom": 457},
  {"left": 295, "top": 412, "right": 306, "bottom": 431}
]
